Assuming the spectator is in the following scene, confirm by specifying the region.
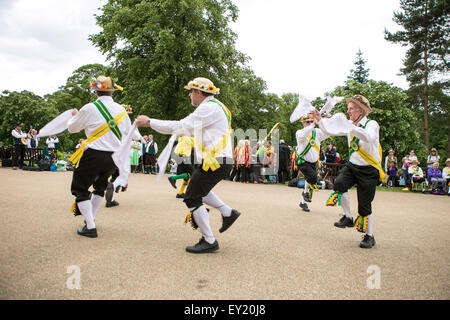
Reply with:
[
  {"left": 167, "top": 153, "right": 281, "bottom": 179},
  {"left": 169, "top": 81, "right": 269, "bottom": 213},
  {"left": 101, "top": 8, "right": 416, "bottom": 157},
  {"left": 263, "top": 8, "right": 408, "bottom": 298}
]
[
  {"left": 278, "top": 139, "right": 291, "bottom": 184},
  {"left": 75, "top": 139, "right": 83, "bottom": 150},
  {"left": 319, "top": 146, "right": 326, "bottom": 162},
  {"left": 46, "top": 134, "right": 59, "bottom": 160},
  {"left": 386, "top": 161, "right": 398, "bottom": 190},
  {"left": 442, "top": 158, "right": 450, "bottom": 195},
  {"left": 325, "top": 142, "right": 336, "bottom": 164},
  {"left": 401, "top": 154, "right": 411, "bottom": 190},
  {"left": 130, "top": 139, "right": 141, "bottom": 173},
  {"left": 408, "top": 159, "right": 426, "bottom": 193},
  {"left": 334, "top": 146, "right": 341, "bottom": 163},
  {"left": 427, "top": 162, "right": 445, "bottom": 195},
  {"left": 384, "top": 149, "right": 397, "bottom": 172},
  {"left": 408, "top": 150, "right": 418, "bottom": 162},
  {"left": 426, "top": 148, "right": 440, "bottom": 168}
]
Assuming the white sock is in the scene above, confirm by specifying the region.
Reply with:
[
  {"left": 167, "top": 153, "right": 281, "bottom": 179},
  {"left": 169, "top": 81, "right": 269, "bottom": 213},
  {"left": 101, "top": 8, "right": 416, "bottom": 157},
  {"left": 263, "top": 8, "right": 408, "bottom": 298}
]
[
  {"left": 300, "top": 192, "right": 306, "bottom": 204},
  {"left": 366, "top": 215, "right": 373, "bottom": 236},
  {"left": 202, "top": 191, "right": 232, "bottom": 217},
  {"left": 77, "top": 200, "right": 95, "bottom": 229},
  {"left": 191, "top": 206, "right": 215, "bottom": 244},
  {"left": 304, "top": 183, "right": 310, "bottom": 193},
  {"left": 91, "top": 194, "right": 104, "bottom": 218},
  {"left": 341, "top": 192, "right": 352, "bottom": 219}
]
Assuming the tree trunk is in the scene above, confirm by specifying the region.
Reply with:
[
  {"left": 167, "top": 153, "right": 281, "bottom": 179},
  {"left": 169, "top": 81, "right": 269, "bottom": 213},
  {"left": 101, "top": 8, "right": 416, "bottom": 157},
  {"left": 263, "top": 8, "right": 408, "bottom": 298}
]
[{"left": 423, "top": 31, "right": 430, "bottom": 151}]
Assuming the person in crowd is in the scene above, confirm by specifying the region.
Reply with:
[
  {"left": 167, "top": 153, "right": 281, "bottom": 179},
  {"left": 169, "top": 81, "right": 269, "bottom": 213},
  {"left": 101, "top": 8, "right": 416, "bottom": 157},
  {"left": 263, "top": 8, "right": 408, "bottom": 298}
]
[
  {"left": 384, "top": 149, "right": 397, "bottom": 172},
  {"left": 442, "top": 158, "right": 450, "bottom": 195},
  {"left": 408, "top": 159, "right": 426, "bottom": 193},
  {"left": 408, "top": 150, "right": 418, "bottom": 162},
  {"left": 325, "top": 142, "right": 336, "bottom": 164},
  {"left": 386, "top": 161, "right": 398, "bottom": 190},
  {"left": 426, "top": 148, "right": 440, "bottom": 168},
  {"left": 27, "top": 128, "right": 39, "bottom": 149},
  {"left": 145, "top": 134, "right": 158, "bottom": 174},
  {"left": 130, "top": 139, "right": 142, "bottom": 173},
  {"left": 401, "top": 154, "right": 412, "bottom": 190},
  {"left": 11, "top": 123, "right": 27, "bottom": 169},
  {"left": 249, "top": 140, "right": 263, "bottom": 184},
  {"left": 278, "top": 139, "right": 291, "bottom": 184},
  {"left": 334, "top": 146, "right": 341, "bottom": 163},
  {"left": 427, "top": 161, "right": 445, "bottom": 195}
]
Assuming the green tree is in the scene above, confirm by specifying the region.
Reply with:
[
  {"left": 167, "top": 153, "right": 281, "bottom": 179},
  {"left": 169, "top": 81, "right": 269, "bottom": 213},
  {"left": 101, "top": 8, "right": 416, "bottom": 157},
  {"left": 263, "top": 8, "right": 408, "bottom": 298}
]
[
  {"left": 385, "top": 0, "right": 450, "bottom": 151},
  {"left": 0, "top": 91, "right": 59, "bottom": 147},
  {"left": 347, "top": 49, "right": 370, "bottom": 84},
  {"left": 89, "top": 0, "right": 253, "bottom": 146},
  {"left": 324, "top": 80, "right": 426, "bottom": 164}
]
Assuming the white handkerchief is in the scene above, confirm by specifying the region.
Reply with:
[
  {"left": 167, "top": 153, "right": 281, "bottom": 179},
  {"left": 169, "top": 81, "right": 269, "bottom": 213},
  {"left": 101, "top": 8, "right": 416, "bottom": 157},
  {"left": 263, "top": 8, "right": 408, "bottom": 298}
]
[
  {"left": 157, "top": 134, "right": 177, "bottom": 181},
  {"left": 320, "top": 96, "right": 344, "bottom": 115},
  {"left": 290, "top": 95, "right": 316, "bottom": 123},
  {"left": 111, "top": 121, "right": 137, "bottom": 188}
]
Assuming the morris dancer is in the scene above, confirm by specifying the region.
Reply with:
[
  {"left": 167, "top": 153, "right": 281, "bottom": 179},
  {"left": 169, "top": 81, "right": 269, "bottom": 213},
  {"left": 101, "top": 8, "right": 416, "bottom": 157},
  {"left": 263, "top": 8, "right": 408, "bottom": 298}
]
[
  {"left": 168, "top": 136, "right": 195, "bottom": 199},
  {"left": 68, "top": 76, "right": 131, "bottom": 238},
  {"left": 137, "top": 77, "right": 241, "bottom": 254},
  {"left": 313, "top": 95, "right": 384, "bottom": 249},
  {"left": 295, "top": 113, "right": 329, "bottom": 212}
]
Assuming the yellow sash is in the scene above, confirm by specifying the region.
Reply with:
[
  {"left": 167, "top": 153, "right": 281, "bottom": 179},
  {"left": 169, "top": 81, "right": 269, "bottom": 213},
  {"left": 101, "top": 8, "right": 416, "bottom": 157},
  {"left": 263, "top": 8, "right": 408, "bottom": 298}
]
[
  {"left": 69, "top": 109, "right": 128, "bottom": 167},
  {"left": 193, "top": 128, "right": 232, "bottom": 172},
  {"left": 350, "top": 135, "right": 385, "bottom": 180}
]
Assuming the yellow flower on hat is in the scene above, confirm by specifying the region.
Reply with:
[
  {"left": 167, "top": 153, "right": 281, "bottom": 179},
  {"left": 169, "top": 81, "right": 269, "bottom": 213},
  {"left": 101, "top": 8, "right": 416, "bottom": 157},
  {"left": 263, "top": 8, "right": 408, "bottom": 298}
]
[{"left": 184, "top": 77, "right": 220, "bottom": 95}]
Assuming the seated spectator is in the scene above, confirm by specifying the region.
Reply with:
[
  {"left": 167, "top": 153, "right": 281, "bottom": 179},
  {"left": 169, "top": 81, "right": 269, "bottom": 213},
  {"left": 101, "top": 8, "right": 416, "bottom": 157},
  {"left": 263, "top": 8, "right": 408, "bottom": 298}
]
[
  {"left": 408, "top": 159, "right": 426, "bottom": 193},
  {"left": 442, "top": 158, "right": 450, "bottom": 195},
  {"left": 426, "top": 148, "right": 440, "bottom": 168},
  {"left": 386, "top": 161, "right": 398, "bottom": 190},
  {"left": 427, "top": 162, "right": 445, "bottom": 194},
  {"left": 384, "top": 149, "right": 397, "bottom": 172}
]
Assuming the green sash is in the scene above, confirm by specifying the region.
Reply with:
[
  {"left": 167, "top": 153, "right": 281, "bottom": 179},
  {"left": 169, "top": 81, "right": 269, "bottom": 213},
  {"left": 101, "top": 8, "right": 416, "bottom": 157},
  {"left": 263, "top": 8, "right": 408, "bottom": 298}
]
[
  {"left": 296, "top": 129, "right": 318, "bottom": 165},
  {"left": 93, "top": 100, "right": 123, "bottom": 141}
]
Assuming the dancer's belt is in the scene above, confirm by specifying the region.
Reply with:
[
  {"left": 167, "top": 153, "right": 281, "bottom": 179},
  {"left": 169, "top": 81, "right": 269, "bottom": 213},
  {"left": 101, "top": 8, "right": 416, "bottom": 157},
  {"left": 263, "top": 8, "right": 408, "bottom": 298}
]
[{"left": 69, "top": 103, "right": 127, "bottom": 167}]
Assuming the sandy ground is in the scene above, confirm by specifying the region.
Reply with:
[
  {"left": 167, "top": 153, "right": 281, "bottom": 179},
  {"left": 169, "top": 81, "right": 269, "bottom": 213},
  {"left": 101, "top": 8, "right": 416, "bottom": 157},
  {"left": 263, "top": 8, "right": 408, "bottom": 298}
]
[{"left": 0, "top": 167, "right": 449, "bottom": 300}]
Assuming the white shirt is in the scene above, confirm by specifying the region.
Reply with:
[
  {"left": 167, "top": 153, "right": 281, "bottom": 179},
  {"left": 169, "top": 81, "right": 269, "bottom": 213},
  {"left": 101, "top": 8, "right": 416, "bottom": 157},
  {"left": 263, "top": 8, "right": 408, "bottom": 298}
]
[
  {"left": 11, "top": 129, "right": 27, "bottom": 139},
  {"left": 295, "top": 124, "right": 328, "bottom": 163},
  {"left": 145, "top": 140, "right": 158, "bottom": 154},
  {"left": 46, "top": 137, "right": 59, "bottom": 148},
  {"left": 408, "top": 165, "right": 423, "bottom": 178},
  {"left": 149, "top": 95, "right": 232, "bottom": 160},
  {"left": 27, "top": 135, "right": 40, "bottom": 148},
  {"left": 67, "top": 96, "right": 132, "bottom": 152},
  {"left": 442, "top": 167, "right": 450, "bottom": 180},
  {"left": 319, "top": 115, "right": 380, "bottom": 166}
]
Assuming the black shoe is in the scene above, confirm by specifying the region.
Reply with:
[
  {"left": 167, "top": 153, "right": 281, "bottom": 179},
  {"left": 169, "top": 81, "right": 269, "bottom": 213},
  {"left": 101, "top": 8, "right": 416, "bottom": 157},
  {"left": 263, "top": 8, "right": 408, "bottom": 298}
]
[
  {"left": 219, "top": 209, "right": 241, "bottom": 233},
  {"left": 168, "top": 177, "right": 177, "bottom": 189},
  {"left": 105, "top": 200, "right": 119, "bottom": 208},
  {"left": 186, "top": 237, "right": 219, "bottom": 253},
  {"left": 302, "top": 191, "right": 311, "bottom": 203},
  {"left": 176, "top": 193, "right": 184, "bottom": 198},
  {"left": 360, "top": 234, "right": 376, "bottom": 248},
  {"left": 299, "top": 202, "right": 310, "bottom": 212},
  {"left": 77, "top": 225, "right": 97, "bottom": 238},
  {"left": 106, "top": 182, "right": 114, "bottom": 203},
  {"left": 334, "top": 216, "right": 354, "bottom": 228}
]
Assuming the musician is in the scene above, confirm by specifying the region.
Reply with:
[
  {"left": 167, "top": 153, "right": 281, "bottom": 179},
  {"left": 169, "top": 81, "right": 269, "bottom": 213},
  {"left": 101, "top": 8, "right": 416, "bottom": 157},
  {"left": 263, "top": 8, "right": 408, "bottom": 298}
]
[
  {"left": 27, "top": 129, "right": 39, "bottom": 149},
  {"left": 46, "top": 135, "right": 59, "bottom": 159},
  {"left": 11, "top": 123, "right": 27, "bottom": 169}
]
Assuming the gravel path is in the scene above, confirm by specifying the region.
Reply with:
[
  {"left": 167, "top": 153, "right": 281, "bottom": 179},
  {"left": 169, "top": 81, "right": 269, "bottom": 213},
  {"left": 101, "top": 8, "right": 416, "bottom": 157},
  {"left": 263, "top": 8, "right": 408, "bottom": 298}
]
[{"left": 0, "top": 168, "right": 449, "bottom": 299}]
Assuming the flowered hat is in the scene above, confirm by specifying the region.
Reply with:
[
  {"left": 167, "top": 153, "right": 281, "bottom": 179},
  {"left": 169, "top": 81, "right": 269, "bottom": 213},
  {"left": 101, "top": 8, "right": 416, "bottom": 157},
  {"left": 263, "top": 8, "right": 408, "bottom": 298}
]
[
  {"left": 346, "top": 94, "right": 371, "bottom": 115},
  {"left": 184, "top": 77, "right": 220, "bottom": 95},
  {"left": 90, "top": 76, "right": 123, "bottom": 92},
  {"left": 445, "top": 158, "right": 450, "bottom": 165},
  {"left": 300, "top": 113, "right": 314, "bottom": 122}
]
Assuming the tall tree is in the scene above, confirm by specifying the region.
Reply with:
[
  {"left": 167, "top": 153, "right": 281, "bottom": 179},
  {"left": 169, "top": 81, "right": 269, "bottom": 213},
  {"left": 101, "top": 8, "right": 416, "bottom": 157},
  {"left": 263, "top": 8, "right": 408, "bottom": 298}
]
[
  {"left": 385, "top": 0, "right": 450, "bottom": 151},
  {"left": 89, "top": 0, "right": 265, "bottom": 146},
  {"left": 347, "top": 49, "right": 370, "bottom": 84}
]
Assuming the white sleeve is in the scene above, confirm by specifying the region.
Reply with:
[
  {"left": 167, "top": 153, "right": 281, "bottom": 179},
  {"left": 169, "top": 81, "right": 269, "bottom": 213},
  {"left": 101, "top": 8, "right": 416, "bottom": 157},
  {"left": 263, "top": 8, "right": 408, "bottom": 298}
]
[
  {"left": 154, "top": 142, "right": 158, "bottom": 154},
  {"left": 67, "top": 104, "right": 91, "bottom": 133},
  {"left": 11, "top": 130, "right": 27, "bottom": 139}
]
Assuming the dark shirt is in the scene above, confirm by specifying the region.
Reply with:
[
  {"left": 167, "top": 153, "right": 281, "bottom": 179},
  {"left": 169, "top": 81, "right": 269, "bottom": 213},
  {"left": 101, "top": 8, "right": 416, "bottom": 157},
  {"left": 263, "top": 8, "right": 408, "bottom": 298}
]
[
  {"left": 388, "top": 166, "right": 398, "bottom": 177},
  {"left": 278, "top": 143, "right": 291, "bottom": 168},
  {"left": 325, "top": 147, "right": 336, "bottom": 163}
]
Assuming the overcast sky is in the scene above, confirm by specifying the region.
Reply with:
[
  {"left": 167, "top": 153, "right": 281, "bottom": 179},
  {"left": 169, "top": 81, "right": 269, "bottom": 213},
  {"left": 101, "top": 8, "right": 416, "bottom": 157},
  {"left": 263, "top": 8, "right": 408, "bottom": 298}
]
[{"left": 0, "top": 0, "right": 407, "bottom": 100}]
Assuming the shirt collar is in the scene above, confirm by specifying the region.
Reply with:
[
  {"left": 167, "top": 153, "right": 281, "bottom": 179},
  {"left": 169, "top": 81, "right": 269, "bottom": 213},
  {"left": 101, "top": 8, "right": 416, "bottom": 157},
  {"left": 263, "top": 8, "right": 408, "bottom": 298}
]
[
  {"left": 200, "top": 95, "right": 215, "bottom": 106},
  {"left": 97, "top": 96, "right": 114, "bottom": 102},
  {"left": 358, "top": 116, "right": 368, "bottom": 127}
]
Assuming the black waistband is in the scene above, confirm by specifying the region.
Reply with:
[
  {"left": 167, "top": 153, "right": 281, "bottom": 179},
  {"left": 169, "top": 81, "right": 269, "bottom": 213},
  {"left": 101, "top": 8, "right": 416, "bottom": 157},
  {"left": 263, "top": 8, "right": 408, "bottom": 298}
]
[{"left": 86, "top": 148, "right": 114, "bottom": 155}]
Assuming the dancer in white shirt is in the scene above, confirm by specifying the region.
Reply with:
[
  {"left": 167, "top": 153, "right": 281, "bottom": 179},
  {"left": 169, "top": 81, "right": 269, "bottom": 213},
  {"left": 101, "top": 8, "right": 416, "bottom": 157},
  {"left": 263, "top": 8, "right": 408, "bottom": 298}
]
[
  {"left": 67, "top": 76, "right": 132, "bottom": 238},
  {"left": 313, "top": 95, "right": 384, "bottom": 249},
  {"left": 136, "top": 77, "right": 241, "bottom": 253}
]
